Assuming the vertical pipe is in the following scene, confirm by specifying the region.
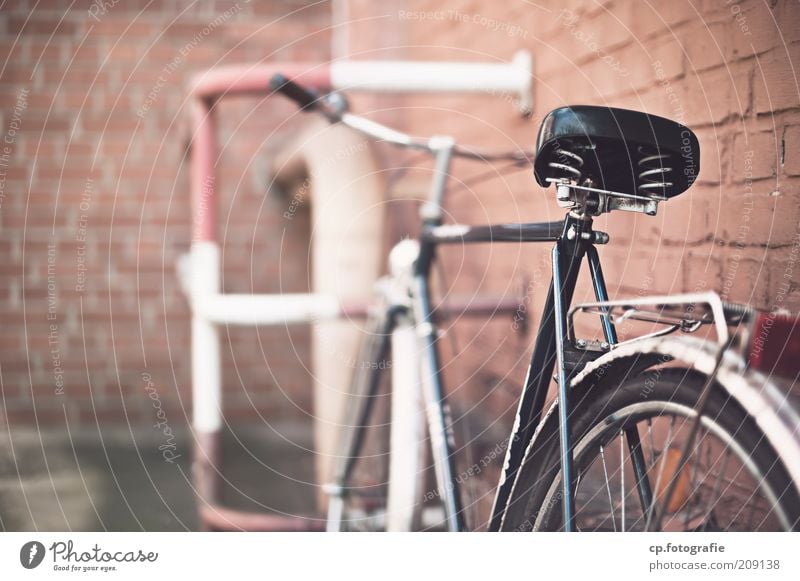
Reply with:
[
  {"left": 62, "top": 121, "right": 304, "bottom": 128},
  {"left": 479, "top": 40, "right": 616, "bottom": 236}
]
[
  {"left": 191, "top": 99, "right": 216, "bottom": 244},
  {"left": 190, "top": 98, "right": 222, "bottom": 517},
  {"left": 191, "top": 242, "right": 222, "bottom": 437}
]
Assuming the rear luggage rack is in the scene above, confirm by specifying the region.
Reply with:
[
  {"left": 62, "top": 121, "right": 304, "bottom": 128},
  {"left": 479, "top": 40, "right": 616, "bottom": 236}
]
[
  {"left": 569, "top": 291, "right": 746, "bottom": 347},
  {"left": 569, "top": 291, "right": 800, "bottom": 380}
]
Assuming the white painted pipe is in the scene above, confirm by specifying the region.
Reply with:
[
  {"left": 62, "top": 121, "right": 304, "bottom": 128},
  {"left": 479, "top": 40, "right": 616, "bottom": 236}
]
[
  {"left": 182, "top": 247, "right": 341, "bottom": 326},
  {"left": 331, "top": 51, "right": 533, "bottom": 115},
  {"left": 196, "top": 293, "right": 341, "bottom": 326},
  {"left": 191, "top": 242, "right": 223, "bottom": 434}
]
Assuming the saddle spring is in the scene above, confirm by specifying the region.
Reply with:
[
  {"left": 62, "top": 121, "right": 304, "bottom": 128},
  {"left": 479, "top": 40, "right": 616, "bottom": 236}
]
[
  {"left": 637, "top": 148, "right": 673, "bottom": 197},
  {"left": 548, "top": 148, "right": 584, "bottom": 182}
]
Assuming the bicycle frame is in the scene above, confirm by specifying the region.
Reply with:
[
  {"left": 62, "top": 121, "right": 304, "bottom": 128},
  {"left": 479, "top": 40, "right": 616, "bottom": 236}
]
[{"left": 326, "top": 140, "right": 624, "bottom": 532}]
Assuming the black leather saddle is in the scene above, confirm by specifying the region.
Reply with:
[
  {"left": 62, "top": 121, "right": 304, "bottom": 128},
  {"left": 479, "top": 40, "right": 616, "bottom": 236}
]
[{"left": 533, "top": 106, "right": 700, "bottom": 199}]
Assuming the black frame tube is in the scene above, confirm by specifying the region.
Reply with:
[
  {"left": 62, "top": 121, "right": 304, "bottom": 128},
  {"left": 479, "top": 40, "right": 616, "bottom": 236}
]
[
  {"left": 587, "top": 245, "right": 618, "bottom": 344},
  {"left": 422, "top": 221, "right": 563, "bottom": 245}
]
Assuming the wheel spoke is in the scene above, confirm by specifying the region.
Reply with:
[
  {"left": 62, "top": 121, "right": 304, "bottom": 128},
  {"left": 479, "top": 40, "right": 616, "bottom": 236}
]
[
  {"left": 702, "top": 448, "right": 732, "bottom": 530},
  {"left": 646, "top": 415, "right": 675, "bottom": 531},
  {"left": 683, "top": 429, "right": 704, "bottom": 530},
  {"left": 619, "top": 430, "right": 626, "bottom": 532},
  {"left": 625, "top": 425, "right": 654, "bottom": 528},
  {"left": 599, "top": 444, "right": 617, "bottom": 532}
]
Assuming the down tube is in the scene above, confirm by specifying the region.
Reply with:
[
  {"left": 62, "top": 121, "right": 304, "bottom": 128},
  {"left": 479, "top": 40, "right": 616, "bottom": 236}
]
[{"left": 412, "top": 274, "right": 466, "bottom": 532}]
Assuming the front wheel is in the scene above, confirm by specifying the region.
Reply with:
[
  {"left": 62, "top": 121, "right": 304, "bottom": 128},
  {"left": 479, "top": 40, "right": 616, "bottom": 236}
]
[{"left": 500, "top": 368, "right": 800, "bottom": 531}]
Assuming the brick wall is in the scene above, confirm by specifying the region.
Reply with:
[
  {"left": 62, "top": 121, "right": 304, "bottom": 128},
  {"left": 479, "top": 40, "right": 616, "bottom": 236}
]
[{"left": 0, "top": 1, "right": 330, "bottom": 429}]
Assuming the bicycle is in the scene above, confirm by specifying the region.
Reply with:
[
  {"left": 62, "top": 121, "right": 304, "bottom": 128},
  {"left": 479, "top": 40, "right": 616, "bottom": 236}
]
[{"left": 269, "top": 74, "right": 800, "bottom": 532}]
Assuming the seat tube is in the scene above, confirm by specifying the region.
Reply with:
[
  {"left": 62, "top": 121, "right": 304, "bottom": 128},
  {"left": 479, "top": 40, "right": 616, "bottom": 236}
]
[
  {"left": 551, "top": 241, "right": 577, "bottom": 531},
  {"left": 550, "top": 217, "right": 592, "bottom": 532}
]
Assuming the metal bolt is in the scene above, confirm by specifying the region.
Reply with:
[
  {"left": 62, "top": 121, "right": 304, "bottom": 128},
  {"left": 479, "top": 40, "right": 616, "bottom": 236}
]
[
  {"left": 593, "top": 231, "right": 610, "bottom": 244},
  {"left": 576, "top": 338, "right": 587, "bottom": 348},
  {"left": 566, "top": 226, "right": 577, "bottom": 241}
]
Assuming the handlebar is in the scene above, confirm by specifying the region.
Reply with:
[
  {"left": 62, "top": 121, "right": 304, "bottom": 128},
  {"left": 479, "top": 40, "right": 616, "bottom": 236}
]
[
  {"left": 269, "top": 73, "right": 321, "bottom": 112},
  {"left": 268, "top": 73, "right": 533, "bottom": 164}
]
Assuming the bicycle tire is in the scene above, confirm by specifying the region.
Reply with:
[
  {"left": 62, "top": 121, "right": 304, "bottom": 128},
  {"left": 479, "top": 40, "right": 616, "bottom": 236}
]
[{"left": 500, "top": 367, "right": 800, "bottom": 531}]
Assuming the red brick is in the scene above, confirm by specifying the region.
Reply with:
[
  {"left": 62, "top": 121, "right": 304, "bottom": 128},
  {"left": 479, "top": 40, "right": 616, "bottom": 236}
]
[
  {"left": 732, "top": 129, "right": 781, "bottom": 180},
  {"left": 784, "top": 124, "right": 800, "bottom": 176},
  {"left": 6, "top": 17, "right": 78, "bottom": 36},
  {"left": 781, "top": 0, "right": 800, "bottom": 44},
  {"left": 720, "top": 256, "right": 771, "bottom": 305},
  {"left": 0, "top": 2, "right": 331, "bottom": 430},
  {"left": 727, "top": 1, "right": 782, "bottom": 58},
  {"left": 683, "top": 21, "right": 729, "bottom": 73},
  {"left": 679, "top": 62, "right": 753, "bottom": 125},
  {"left": 627, "top": 1, "right": 694, "bottom": 40},
  {"left": 695, "top": 128, "right": 728, "bottom": 184},
  {"left": 650, "top": 36, "right": 685, "bottom": 80},
  {"left": 753, "top": 43, "right": 800, "bottom": 114},
  {"left": 683, "top": 251, "right": 723, "bottom": 293}
]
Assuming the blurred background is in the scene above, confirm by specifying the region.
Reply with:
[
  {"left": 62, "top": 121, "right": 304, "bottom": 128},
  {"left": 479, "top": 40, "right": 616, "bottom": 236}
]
[{"left": 1, "top": 0, "right": 799, "bottom": 531}]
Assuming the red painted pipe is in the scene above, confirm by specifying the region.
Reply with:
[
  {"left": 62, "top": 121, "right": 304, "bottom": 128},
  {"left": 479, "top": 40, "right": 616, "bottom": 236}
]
[
  {"left": 190, "top": 100, "right": 217, "bottom": 243},
  {"left": 190, "top": 64, "right": 331, "bottom": 243},
  {"left": 191, "top": 64, "right": 331, "bottom": 100},
  {"left": 200, "top": 504, "right": 325, "bottom": 532}
]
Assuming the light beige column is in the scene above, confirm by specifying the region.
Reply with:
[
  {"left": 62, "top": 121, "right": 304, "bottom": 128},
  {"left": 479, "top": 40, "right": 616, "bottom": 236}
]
[{"left": 272, "top": 119, "right": 385, "bottom": 500}]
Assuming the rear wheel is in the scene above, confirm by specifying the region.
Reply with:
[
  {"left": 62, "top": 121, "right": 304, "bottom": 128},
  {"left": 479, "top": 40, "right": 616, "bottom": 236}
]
[{"left": 501, "top": 368, "right": 800, "bottom": 531}]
